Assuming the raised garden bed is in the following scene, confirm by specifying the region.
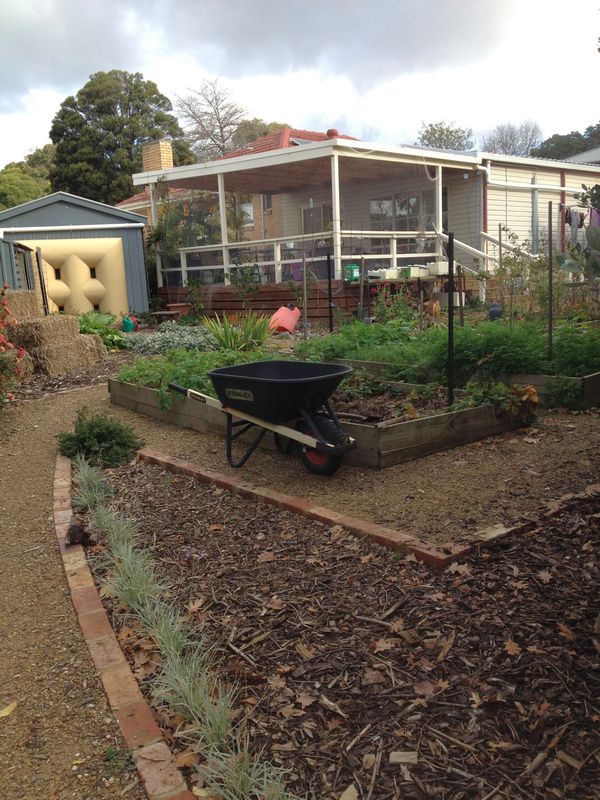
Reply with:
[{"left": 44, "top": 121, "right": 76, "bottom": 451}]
[
  {"left": 335, "top": 358, "right": 600, "bottom": 409},
  {"left": 109, "top": 378, "right": 532, "bottom": 469},
  {"left": 92, "top": 459, "right": 600, "bottom": 800}
]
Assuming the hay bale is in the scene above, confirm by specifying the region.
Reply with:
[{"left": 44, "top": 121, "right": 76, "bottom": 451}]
[
  {"left": 30, "top": 334, "right": 108, "bottom": 377},
  {"left": 79, "top": 334, "right": 108, "bottom": 361},
  {"left": 10, "top": 315, "right": 80, "bottom": 349},
  {"left": 5, "top": 291, "right": 41, "bottom": 321}
]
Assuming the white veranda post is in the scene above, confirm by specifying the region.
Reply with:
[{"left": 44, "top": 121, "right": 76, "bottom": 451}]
[
  {"left": 435, "top": 165, "right": 443, "bottom": 261},
  {"left": 217, "top": 172, "right": 230, "bottom": 284},
  {"left": 330, "top": 153, "right": 342, "bottom": 279},
  {"left": 149, "top": 183, "right": 163, "bottom": 288}
]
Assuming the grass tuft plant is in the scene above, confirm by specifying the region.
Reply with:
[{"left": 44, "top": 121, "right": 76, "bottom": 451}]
[
  {"left": 73, "top": 458, "right": 299, "bottom": 800},
  {"left": 58, "top": 410, "right": 143, "bottom": 468},
  {"left": 202, "top": 313, "right": 271, "bottom": 352}
]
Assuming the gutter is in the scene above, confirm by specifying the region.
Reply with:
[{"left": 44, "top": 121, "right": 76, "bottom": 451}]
[
  {"left": 477, "top": 161, "right": 582, "bottom": 196},
  {"left": 0, "top": 223, "right": 145, "bottom": 236}
]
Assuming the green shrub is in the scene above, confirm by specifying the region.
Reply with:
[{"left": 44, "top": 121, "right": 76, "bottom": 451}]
[
  {"left": 117, "top": 348, "right": 278, "bottom": 408},
  {"left": 128, "top": 320, "right": 217, "bottom": 355},
  {"left": 78, "top": 311, "right": 128, "bottom": 350},
  {"left": 202, "top": 313, "right": 271, "bottom": 351},
  {"left": 58, "top": 411, "right": 143, "bottom": 467},
  {"left": 543, "top": 376, "right": 583, "bottom": 409},
  {"left": 297, "top": 320, "right": 600, "bottom": 384}
]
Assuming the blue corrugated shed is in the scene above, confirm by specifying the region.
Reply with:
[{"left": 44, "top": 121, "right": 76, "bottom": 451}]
[{"left": 0, "top": 192, "right": 149, "bottom": 312}]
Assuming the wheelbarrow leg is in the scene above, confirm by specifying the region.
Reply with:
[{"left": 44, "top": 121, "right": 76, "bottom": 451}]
[{"left": 225, "top": 414, "right": 268, "bottom": 468}]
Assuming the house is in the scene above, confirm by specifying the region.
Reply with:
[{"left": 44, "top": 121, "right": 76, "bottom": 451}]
[
  {"left": 565, "top": 146, "right": 600, "bottom": 166},
  {"left": 131, "top": 134, "right": 600, "bottom": 311},
  {"left": 0, "top": 192, "right": 148, "bottom": 315}
]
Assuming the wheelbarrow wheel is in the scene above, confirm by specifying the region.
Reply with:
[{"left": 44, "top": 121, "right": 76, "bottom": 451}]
[{"left": 298, "top": 417, "right": 345, "bottom": 476}]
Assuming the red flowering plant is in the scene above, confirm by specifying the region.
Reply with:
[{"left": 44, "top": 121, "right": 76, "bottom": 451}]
[{"left": 0, "top": 285, "right": 26, "bottom": 405}]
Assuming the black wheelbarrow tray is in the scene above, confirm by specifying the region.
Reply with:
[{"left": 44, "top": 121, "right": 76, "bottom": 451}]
[{"left": 169, "top": 360, "right": 355, "bottom": 475}]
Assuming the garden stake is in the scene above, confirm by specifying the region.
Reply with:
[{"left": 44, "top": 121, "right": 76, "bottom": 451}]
[
  {"left": 327, "top": 252, "right": 334, "bottom": 332},
  {"left": 447, "top": 232, "right": 455, "bottom": 406},
  {"left": 548, "top": 201, "right": 553, "bottom": 361}
]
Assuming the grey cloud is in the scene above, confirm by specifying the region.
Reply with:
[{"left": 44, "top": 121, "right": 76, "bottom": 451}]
[
  {"left": 139, "top": 0, "right": 517, "bottom": 85},
  {"left": 0, "top": 2, "right": 145, "bottom": 108},
  {"left": 0, "top": 0, "right": 517, "bottom": 110}
]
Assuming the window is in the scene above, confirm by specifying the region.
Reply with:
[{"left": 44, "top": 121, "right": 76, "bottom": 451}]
[
  {"left": 240, "top": 201, "right": 254, "bottom": 226},
  {"left": 302, "top": 204, "right": 334, "bottom": 235},
  {"left": 54, "top": 268, "right": 61, "bottom": 280},
  {"left": 262, "top": 194, "right": 273, "bottom": 212},
  {"left": 369, "top": 190, "right": 447, "bottom": 255},
  {"left": 90, "top": 267, "right": 97, "bottom": 279}
]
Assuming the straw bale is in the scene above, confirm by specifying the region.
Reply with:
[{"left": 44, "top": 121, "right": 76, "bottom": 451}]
[
  {"left": 78, "top": 334, "right": 108, "bottom": 361},
  {"left": 10, "top": 315, "right": 80, "bottom": 349},
  {"left": 31, "top": 334, "right": 107, "bottom": 377},
  {"left": 5, "top": 291, "right": 41, "bottom": 321}
]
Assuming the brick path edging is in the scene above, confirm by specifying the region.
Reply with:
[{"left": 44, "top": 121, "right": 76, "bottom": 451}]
[
  {"left": 53, "top": 455, "right": 194, "bottom": 800},
  {"left": 137, "top": 448, "right": 600, "bottom": 570}
]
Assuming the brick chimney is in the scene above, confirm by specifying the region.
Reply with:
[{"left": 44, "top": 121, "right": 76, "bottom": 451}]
[{"left": 141, "top": 140, "right": 174, "bottom": 172}]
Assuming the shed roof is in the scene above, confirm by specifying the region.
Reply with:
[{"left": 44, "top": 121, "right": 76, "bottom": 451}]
[{"left": 0, "top": 191, "right": 147, "bottom": 226}]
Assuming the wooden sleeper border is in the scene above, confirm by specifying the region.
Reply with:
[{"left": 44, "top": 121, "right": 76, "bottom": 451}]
[
  {"left": 108, "top": 379, "right": 530, "bottom": 469},
  {"left": 53, "top": 455, "right": 194, "bottom": 800},
  {"left": 136, "top": 448, "right": 600, "bottom": 570},
  {"left": 55, "top": 450, "right": 600, "bottom": 797}
]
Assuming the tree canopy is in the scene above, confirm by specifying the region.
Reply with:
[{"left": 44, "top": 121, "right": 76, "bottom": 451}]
[
  {"left": 416, "top": 121, "right": 474, "bottom": 151},
  {"left": 0, "top": 167, "right": 47, "bottom": 211},
  {"left": 176, "top": 80, "right": 288, "bottom": 160},
  {"left": 49, "top": 70, "right": 193, "bottom": 205},
  {"left": 531, "top": 121, "right": 600, "bottom": 160},
  {"left": 481, "top": 121, "right": 542, "bottom": 157},
  {"left": 176, "top": 79, "right": 246, "bottom": 161},
  {"left": 0, "top": 144, "right": 56, "bottom": 210},
  {"left": 231, "top": 118, "right": 289, "bottom": 148}
]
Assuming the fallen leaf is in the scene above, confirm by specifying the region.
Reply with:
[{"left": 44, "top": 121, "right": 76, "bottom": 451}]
[
  {"left": 557, "top": 622, "right": 576, "bottom": 641},
  {"left": 186, "top": 597, "right": 205, "bottom": 614},
  {"left": 329, "top": 524, "right": 346, "bottom": 542},
  {"left": 362, "top": 753, "right": 376, "bottom": 769},
  {"left": 271, "top": 741, "right": 294, "bottom": 751},
  {"left": 296, "top": 691, "right": 317, "bottom": 708},
  {"left": 504, "top": 639, "right": 521, "bottom": 656},
  {"left": 174, "top": 749, "right": 200, "bottom": 768},
  {"left": 360, "top": 553, "right": 374, "bottom": 564},
  {"left": 267, "top": 674, "right": 286, "bottom": 691},
  {"left": 389, "top": 750, "right": 418, "bottom": 765},
  {"left": 266, "top": 595, "right": 286, "bottom": 611},
  {"left": 339, "top": 785, "right": 358, "bottom": 800},
  {"left": 279, "top": 703, "right": 303, "bottom": 719},
  {"left": 446, "top": 562, "right": 471, "bottom": 575},
  {"left": 537, "top": 570, "right": 552, "bottom": 585},
  {"left": 207, "top": 524, "right": 223, "bottom": 532},
  {"left": 437, "top": 630, "right": 456, "bottom": 662},
  {"left": 412, "top": 680, "right": 435, "bottom": 697},
  {"left": 0, "top": 701, "right": 17, "bottom": 719},
  {"left": 296, "top": 642, "right": 316, "bottom": 660},
  {"left": 257, "top": 551, "right": 276, "bottom": 563},
  {"left": 389, "top": 618, "right": 405, "bottom": 633},
  {"left": 362, "top": 668, "right": 386, "bottom": 686},
  {"left": 374, "top": 638, "right": 397, "bottom": 652}
]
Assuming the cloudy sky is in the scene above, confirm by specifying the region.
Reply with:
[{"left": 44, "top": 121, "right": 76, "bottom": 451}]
[{"left": 0, "top": 0, "right": 598, "bottom": 168}]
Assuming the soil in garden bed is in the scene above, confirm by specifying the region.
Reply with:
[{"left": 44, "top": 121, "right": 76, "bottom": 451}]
[
  {"left": 332, "top": 372, "right": 451, "bottom": 422},
  {"left": 97, "top": 461, "right": 600, "bottom": 800}
]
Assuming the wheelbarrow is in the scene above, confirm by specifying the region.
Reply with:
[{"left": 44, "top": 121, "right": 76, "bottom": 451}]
[{"left": 169, "top": 360, "right": 355, "bottom": 475}]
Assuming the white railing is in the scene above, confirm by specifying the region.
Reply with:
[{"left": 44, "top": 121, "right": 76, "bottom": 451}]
[{"left": 160, "top": 229, "right": 446, "bottom": 287}]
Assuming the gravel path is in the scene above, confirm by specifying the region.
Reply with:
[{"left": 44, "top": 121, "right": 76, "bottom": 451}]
[
  {"left": 1, "top": 377, "right": 598, "bottom": 797},
  {"left": 0, "top": 393, "right": 146, "bottom": 800}
]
